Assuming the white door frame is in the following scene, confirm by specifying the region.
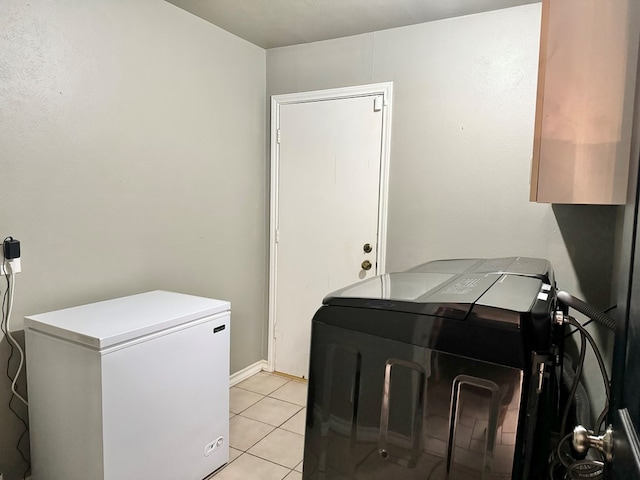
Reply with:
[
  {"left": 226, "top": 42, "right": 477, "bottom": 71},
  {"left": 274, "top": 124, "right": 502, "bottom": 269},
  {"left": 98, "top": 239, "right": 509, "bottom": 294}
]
[{"left": 267, "top": 82, "right": 394, "bottom": 373}]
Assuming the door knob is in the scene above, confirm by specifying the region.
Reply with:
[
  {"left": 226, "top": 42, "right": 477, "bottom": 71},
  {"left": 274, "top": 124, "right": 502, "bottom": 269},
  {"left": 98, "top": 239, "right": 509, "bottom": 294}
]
[
  {"left": 361, "top": 260, "right": 372, "bottom": 271},
  {"left": 363, "top": 243, "right": 373, "bottom": 253}
]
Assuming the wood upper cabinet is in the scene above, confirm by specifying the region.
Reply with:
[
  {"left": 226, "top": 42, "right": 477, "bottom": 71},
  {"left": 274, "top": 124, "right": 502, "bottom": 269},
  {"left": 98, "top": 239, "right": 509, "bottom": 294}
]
[{"left": 530, "top": 0, "right": 640, "bottom": 204}]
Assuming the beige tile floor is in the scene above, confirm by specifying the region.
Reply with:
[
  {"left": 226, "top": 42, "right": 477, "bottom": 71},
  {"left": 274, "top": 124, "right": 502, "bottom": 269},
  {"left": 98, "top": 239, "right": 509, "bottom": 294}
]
[{"left": 207, "top": 372, "right": 307, "bottom": 480}]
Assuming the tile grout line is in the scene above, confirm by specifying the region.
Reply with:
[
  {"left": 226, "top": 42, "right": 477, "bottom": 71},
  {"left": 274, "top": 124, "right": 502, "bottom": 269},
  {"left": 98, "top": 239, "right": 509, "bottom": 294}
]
[
  {"left": 210, "top": 451, "right": 295, "bottom": 479},
  {"left": 264, "top": 395, "right": 306, "bottom": 408},
  {"left": 233, "top": 379, "right": 291, "bottom": 395},
  {"left": 236, "top": 404, "right": 303, "bottom": 429},
  {"left": 232, "top": 379, "right": 307, "bottom": 406},
  {"left": 233, "top": 392, "right": 305, "bottom": 422},
  {"left": 230, "top": 415, "right": 302, "bottom": 452},
  {"left": 244, "top": 448, "right": 300, "bottom": 471},
  {"left": 230, "top": 418, "right": 277, "bottom": 452},
  {"left": 229, "top": 414, "right": 305, "bottom": 469},
  {"left": 229, "top": 392, "right": 266, "bottom": 416},
  {"left": 224, "top": 372, "right": 306, "bottom": 479},
  {"left": 234, "top": 371, "right": 293, "bottom": 389},
  {"left": 266, "top": 398, "right": 303, "bottom": 405}
]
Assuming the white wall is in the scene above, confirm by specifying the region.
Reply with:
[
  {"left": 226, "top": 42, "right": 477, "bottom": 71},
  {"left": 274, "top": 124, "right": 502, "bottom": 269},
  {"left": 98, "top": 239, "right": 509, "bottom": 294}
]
[
  {"left": 267, "top": 2, "right": 616, "bottom": 425},
  {"left": 0, "top": 1, "right": 265, "bottom": 477}
]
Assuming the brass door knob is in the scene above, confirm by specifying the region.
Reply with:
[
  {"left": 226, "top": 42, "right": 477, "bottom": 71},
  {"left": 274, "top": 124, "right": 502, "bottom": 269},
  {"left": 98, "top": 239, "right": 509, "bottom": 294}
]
[{"left": 361, "top": 260, "right": 372, "bottom": 271}]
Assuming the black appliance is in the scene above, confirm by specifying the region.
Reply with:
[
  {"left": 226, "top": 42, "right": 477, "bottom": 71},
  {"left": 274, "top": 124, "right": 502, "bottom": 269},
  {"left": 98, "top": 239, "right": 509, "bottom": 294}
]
[{"left": 303, "top": 257, "right": 562, "bottom": 480}]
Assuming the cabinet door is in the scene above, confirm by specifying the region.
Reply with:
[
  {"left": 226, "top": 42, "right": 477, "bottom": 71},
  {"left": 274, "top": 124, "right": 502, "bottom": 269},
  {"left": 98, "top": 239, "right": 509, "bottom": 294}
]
[
  {"left": 611, "top": 189, "right": 640, "bottom": 477},
  {"left": 530, "top": 0, "right": 640, "bottom": 204},
  {"left": 610, "top": 23, "right": 640, "bottom": 475}
]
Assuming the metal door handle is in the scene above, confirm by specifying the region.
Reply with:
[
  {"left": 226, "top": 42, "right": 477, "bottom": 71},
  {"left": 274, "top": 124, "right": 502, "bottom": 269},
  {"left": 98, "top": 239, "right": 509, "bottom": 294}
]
[{"left": 361, "top": 260, "right": 372, "bottom": 271}]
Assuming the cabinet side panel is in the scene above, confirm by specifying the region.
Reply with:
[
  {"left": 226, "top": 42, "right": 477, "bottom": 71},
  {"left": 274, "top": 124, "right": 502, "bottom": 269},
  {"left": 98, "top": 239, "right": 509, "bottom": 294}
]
[
  {"left": 530, "top": 0, "right": 551, "bottom": 202},
  {"left": 25, "top": 329, "right": 104, "bottom": 480},
  {"left": 535, "top": 0, "right": 639, "bottom": 204}
]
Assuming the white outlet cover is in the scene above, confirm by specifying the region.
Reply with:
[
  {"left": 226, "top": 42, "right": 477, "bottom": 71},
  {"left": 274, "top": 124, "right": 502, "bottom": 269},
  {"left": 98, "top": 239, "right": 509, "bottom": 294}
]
[{"left": 0, "top": 258, "right": 21, "bottom": 275}]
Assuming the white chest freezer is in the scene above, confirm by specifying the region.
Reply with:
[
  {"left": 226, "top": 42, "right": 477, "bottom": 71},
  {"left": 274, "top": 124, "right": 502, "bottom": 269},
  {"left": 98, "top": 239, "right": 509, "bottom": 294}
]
[{"left": 24, "top": 290, "right": 230, "bottom": 480}]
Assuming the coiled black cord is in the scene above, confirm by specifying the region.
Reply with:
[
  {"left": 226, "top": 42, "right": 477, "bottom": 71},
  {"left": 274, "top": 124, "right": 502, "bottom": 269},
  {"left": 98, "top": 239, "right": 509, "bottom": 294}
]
[
  {"left": 565, "top": 316, "right": 611, "bottom": 432},
  {"left": 552, "top": 292, "right": 614, "bottom": 479}
]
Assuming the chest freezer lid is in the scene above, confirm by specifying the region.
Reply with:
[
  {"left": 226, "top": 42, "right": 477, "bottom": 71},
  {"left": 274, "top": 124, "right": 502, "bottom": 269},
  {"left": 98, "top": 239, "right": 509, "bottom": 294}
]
[{"left": 24, "top": 290, "right": 230, "bottom": 349}]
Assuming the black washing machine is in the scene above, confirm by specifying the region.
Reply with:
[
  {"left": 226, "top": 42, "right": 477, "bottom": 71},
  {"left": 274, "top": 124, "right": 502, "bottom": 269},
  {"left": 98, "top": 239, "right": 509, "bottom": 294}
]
[{"left": 303, "top": 257, "right": 562, "bottom": 480}]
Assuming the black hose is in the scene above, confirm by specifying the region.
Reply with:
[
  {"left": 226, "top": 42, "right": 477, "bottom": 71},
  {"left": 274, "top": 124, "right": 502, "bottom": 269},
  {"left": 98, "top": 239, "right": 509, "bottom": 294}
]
[
  {"left": 595, "top": 406, "right": 609, "bottom": 435},
  {"left": 565, "top": 316, "right": 610, "bottom": 404},
  {"left": 561, "top": 330, "right": 587, "bottom": 436},
  {"left": 557, "top": 291, "right": 616, "bottom": 331},
  {"left": 562, "top": 354, "right": 592, "bottom": 429}
]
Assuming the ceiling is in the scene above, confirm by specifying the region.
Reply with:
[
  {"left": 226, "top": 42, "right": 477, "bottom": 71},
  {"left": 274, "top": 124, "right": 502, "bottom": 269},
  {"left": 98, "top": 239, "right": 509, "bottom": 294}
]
[{"left": 166, "top": 0, "right": 540, "bottom": 49}]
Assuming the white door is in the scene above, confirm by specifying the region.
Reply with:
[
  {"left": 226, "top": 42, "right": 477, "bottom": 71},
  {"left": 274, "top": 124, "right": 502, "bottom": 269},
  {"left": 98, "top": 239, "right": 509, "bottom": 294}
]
[{"left": 270, "top": 84, "right": 392, "bottom": 378}]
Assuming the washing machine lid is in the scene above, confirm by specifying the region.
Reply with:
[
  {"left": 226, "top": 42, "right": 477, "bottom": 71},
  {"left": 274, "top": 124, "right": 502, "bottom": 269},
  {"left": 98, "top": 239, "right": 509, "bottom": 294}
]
[
  {"left": 323, "top": 257, "right": 553, "bottom": 323},
  {"left": 405, "top": 256, "right": 554, "bottom": 284},
  {"left": 24, "top": 290, "right": 230, "bottom": 349}
]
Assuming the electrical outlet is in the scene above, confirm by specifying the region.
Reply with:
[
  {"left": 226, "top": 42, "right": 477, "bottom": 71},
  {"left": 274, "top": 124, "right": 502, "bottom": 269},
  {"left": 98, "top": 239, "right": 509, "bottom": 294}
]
[{"left": 0, "top": 258, "right": 21, "bottom": 275}]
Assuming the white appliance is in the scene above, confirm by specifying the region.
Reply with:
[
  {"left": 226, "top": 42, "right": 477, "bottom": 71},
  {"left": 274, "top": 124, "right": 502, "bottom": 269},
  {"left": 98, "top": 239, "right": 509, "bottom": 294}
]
[{"left": 24, "top": 290, "right": 230, "bottom": 480}]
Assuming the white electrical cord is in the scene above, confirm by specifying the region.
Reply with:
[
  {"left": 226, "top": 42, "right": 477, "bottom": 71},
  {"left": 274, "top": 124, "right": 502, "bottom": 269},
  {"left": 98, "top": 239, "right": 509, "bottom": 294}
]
[{"left": 5, "top": 263, "right": 28, "bottom": 406}]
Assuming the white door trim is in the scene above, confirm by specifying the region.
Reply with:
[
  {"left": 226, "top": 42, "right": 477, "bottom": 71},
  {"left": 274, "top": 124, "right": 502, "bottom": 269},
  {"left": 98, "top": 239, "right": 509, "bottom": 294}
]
[{"left": 267, "top": 82, "right": 393, "bottom": 373}]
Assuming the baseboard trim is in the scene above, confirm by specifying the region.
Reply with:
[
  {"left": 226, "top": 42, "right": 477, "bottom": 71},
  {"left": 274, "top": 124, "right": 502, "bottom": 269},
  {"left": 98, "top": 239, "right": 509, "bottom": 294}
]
[{"left": 229, "top": 359, "right": 267, "bottom": 387}]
